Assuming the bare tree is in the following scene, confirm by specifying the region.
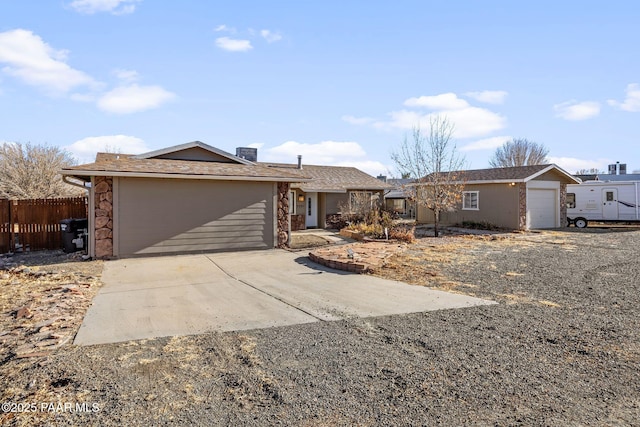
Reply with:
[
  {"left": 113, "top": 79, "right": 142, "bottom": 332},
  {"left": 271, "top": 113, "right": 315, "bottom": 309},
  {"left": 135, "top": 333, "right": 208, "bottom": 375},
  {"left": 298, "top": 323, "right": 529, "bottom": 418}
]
[
  {"left": 575, "top": 168, "right": 602, "bottom": 175},
  {"left": 392, "top": 116, "right": 467, "bottom": 237},
  {"left": 0, "top": 142, "right": 82, "bottom": 199},
  {"left": 489, "top": 138, "right": 549, "bottom": 167}
]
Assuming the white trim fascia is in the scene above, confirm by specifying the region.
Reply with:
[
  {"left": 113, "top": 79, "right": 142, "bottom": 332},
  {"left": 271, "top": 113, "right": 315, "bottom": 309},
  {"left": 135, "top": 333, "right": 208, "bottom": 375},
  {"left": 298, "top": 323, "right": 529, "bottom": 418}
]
[
  {"left": 133, "top": 141, "right": 254, "bottom": 165},
  {"left": 524, "top": 164, "right": 580, "bottom": 184},
  {"left": 61, "top": 170, "right": 311, "bottom": 182}
]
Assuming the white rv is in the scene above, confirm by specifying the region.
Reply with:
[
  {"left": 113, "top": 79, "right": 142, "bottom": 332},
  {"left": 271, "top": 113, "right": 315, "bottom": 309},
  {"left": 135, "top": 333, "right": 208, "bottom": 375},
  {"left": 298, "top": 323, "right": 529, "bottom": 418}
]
[{"left": 566, "top": 181, "right": 640, "bottom": 227}]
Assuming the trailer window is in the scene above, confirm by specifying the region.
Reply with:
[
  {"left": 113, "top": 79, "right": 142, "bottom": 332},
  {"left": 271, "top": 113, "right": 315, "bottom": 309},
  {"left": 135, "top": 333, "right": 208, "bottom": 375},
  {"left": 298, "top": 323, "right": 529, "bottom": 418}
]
[{"left": 567, "top": 193, "right": 576, "bottom": 209}]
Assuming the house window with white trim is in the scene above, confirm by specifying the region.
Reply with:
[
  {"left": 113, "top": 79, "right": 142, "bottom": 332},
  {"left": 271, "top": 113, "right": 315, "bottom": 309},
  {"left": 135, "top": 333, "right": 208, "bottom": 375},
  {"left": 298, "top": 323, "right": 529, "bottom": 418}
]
[
  {"left": 462, "top": 191, "right": 479, "bottom": 210},
  {"left": 289, "top": 191, "right": 296, "bottom": 214}
]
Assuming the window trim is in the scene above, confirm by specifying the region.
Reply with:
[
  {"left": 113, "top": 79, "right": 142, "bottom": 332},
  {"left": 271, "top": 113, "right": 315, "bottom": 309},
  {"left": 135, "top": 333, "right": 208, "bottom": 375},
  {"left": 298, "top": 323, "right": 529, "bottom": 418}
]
[
  {"left": 349, "top": 191, "right": 374, "bottom": 211},
  {"left": 462, "top": 190, "right": 479, "bottom": 210},
  {"left": 289, "top": 190, "right": 296, "bottom": 215}
]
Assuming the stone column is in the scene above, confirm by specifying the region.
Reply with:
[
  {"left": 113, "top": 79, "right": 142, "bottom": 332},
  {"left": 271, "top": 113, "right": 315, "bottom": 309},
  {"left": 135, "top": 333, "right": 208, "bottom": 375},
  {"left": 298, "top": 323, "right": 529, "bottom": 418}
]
[
  {"left": 518, "top": 183, "right": 527, "bottom": 230},
  {"left": 559, "top": 183, "right": 567, "bottom": 227},
  {"left": 276, "top": 182, "right": 290, "bottom": 248},
  {"left": 94, "top": 176, "right": 113, "bottom": 258}
]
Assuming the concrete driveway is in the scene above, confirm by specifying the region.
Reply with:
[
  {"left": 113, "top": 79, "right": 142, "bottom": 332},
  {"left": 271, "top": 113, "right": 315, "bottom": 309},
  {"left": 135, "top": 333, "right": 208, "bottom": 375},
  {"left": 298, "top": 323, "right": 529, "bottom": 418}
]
[{"left": 74, "top": 250, "right": 495, "bottom": 346}]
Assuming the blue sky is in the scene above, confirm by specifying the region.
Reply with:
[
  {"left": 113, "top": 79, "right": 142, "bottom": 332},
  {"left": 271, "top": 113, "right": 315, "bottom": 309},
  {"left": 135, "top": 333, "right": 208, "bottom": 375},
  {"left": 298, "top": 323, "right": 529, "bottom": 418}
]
[{"left": 1, "top": 1, "right": 639, "bottom": 176}]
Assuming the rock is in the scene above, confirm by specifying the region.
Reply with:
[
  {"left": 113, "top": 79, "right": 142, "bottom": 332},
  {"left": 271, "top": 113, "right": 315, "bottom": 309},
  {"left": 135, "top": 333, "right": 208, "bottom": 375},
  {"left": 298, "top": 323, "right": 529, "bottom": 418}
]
[
  {"left": 99, "top": 200, "right": 112, "bottom": 212},
  {"left": 94, "top": 181, "right": 110, "bottom": 193},
  {"left": 95, "top": 216, "right": 110, "bottom": 229},
  {"left": 15, "top": 306, "right": 32, "bottom": 319},
  {"left": 95, "top": 228, "right": 113, "bottom": 240},
  {"left": 95, "top": 239, "right": 113, "bottom": 258}
]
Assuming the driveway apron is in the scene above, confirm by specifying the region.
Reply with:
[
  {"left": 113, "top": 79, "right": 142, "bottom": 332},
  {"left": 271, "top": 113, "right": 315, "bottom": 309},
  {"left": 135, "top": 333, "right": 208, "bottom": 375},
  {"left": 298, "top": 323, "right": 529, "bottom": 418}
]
[{"left": 74, "top": 250, "right": 494, "bottom": 345}]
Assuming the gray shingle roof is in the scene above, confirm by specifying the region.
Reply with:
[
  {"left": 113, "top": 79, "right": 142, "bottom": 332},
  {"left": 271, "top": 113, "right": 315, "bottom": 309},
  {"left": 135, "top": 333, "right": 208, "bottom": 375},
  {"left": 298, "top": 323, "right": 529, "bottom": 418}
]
[
  {"left": 422, "top": 164, "right": 579, "bottom": 184},
  {"left": 62, "top": 153, "right": 309, "bottom": 182},
  {"left": 261, "top": 163, "right": 393, "bottom": 192}
]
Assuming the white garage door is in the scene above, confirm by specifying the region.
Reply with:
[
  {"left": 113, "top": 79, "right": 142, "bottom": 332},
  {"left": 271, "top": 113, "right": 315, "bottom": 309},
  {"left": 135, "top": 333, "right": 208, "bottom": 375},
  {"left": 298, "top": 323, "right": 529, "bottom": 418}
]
[
  {"left": 527, "top": 189, "right": 557, "bottom": 229},
  {"left": 117, "top": 178, "right": 274, "bottom": 256}
]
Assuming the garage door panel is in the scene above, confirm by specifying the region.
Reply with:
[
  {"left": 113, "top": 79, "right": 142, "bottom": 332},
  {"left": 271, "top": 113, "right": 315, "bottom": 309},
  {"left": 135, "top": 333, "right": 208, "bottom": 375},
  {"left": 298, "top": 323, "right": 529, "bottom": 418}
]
[
  {"left": 118, "top": 178, "right": 274, "bottom": 256},
  {"left": 527, "top": 189, "right": 557, "bottom": 229}
]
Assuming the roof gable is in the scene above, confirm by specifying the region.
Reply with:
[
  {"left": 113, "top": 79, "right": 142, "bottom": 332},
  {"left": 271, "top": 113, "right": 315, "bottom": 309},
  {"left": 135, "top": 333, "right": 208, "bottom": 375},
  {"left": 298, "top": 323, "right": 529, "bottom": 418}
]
[
  {"left": 261, "top": 163, "right": 393, "bottom": 193},
  {"left": 423, "top": 164, "right": 580, "bottom": 184},
  {"left": 134, "top": 141, "right": 252, "bottom": 165}
]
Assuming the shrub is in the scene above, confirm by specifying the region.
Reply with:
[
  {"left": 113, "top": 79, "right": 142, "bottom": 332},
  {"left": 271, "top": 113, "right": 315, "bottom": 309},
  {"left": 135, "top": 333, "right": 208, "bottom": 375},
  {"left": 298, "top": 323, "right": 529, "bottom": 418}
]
[{"left": 389, "top": 225, "right": 415, "bottom": 243}]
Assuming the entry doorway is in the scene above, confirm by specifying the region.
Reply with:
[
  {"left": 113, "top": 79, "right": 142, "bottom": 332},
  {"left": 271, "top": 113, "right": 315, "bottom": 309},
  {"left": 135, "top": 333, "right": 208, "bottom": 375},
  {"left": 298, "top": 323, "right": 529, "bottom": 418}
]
[
  {"left": 602, "top": 188, "right": 619, "bottom": 220},
  {"left": 305, "top": 192, "right": 318, "bottom": 228}
]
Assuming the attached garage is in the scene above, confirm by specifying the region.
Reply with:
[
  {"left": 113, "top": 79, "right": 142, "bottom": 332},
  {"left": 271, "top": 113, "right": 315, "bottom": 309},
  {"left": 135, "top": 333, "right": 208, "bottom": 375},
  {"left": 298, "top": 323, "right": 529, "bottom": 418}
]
[
  {"left": 117, "top": 178, "right": 274, "bottom": 256},
  {"left": 61, "top": 141, "right": 308, "bottom": 258}
]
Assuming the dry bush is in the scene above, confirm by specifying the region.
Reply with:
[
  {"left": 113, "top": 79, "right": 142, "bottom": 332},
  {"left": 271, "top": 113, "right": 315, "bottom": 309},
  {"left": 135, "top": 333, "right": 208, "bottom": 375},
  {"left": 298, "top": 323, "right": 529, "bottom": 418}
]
[
  {"left": 389, "top": 225, "right": 415, "bottom": 243},
  {"left": 0, "top": 142, "right": 82, "bottom": 199}
]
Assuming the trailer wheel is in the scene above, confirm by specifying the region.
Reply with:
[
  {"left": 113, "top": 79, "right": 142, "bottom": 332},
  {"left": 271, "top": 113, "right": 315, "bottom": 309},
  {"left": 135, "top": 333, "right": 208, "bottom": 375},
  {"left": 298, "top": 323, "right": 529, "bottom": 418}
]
[{"left": 574, "top": 218, "right": 588, "bottom": 228}]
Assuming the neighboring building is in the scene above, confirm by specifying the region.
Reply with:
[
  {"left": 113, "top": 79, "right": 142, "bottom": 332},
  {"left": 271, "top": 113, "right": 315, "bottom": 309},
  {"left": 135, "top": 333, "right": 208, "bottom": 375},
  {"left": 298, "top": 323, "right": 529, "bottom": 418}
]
[
  {"left": 261, "top": 159, "right": 393, "bottom": 230},
  {"left": 384, "top": 178, "right": 416, "bottom": 218},
  {"left": 61, "top": 141, "right": 309, "bottom": 258},
  {"left": 416, "top": 164, "right": 580, "bottom": 230}
]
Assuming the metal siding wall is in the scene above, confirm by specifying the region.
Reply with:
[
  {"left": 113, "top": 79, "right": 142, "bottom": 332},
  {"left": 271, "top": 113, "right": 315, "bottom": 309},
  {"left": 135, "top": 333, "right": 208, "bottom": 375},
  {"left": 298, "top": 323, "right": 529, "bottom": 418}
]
[{"left": 117, "top": 178, "right": 274, "bottom": 256}]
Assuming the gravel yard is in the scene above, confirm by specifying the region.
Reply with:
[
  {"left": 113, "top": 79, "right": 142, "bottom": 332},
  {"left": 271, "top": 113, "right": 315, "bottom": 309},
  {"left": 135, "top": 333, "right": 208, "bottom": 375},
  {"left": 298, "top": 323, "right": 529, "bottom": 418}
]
[{"left": 1, "top": 228, "right": 639, "bottom": 426}]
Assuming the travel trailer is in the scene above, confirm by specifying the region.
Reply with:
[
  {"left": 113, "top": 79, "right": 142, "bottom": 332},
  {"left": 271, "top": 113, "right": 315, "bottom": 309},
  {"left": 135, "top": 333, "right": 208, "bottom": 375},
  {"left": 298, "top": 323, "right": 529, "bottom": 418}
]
[{"left": 566, "top": 181, "right": 640, "bottom": 227}]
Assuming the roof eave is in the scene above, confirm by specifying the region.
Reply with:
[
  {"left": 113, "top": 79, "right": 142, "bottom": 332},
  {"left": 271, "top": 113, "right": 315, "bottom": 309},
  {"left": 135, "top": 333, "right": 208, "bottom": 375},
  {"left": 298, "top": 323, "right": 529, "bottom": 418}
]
[
  {"left": 132, "top": 141, "right": 254, "bottom": 165},
  {"left": 60, "top": 169, "right": 310, "bottom": 182}
]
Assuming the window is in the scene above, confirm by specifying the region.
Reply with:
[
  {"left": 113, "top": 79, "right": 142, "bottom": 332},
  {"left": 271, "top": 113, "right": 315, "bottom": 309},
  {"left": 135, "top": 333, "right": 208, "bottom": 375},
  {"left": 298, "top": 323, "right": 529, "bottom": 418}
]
[
  {"left": 605, "top": 191, "right": 614, "bottom": 202},
  {"left": 566, "top": 193, "right": 576, "bottom": 209},
  {"left": 349, "top": 191, "right": 375, "bottom": 212},
  {"left": 462, "top": 191, "right": 479, "bottom": 210},
  {"left": 289, "top": 191, "right": 296, "bottom": 214}
]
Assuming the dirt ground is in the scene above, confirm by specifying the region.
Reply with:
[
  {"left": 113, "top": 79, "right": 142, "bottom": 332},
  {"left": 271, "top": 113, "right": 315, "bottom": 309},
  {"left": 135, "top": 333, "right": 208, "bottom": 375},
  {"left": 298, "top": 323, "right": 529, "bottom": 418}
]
[{"left": 1, "top": 228, "right": 639, "bottom": 426}]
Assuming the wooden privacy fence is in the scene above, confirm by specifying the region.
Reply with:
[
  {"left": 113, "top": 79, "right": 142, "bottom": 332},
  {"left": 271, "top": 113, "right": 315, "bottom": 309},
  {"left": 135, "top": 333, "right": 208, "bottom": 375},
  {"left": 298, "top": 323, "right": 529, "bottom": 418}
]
[{"left": 0, "top": 197, "right": 88, "bottom": 253}]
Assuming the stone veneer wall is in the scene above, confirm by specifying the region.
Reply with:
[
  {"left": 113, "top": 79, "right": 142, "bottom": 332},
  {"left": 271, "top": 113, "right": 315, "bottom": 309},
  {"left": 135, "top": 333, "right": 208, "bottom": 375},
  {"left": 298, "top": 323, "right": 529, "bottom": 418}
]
[
  {"left": 559, "top": 183, "right": 567, "bottom": 227},
  {"left": 276, "top": 182, "right": 290, "bottom": 248},
  {"left": 291, "top": 214, "right": 305, "bottom": 231},
  {"left": 94, "top": 176, "right": 114, "bottom": 258},
  {"left": 518, "top": 183, "right": 527, "bottom": 230}
]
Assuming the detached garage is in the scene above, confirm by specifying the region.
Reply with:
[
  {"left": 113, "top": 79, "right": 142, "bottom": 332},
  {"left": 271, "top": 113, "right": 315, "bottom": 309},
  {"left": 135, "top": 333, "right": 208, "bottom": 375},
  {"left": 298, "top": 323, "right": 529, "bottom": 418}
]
[
  {"left": 61, "top": 142, "right": 308, "bottom": 258},
  {"left": 416, "top": 164, "right": 580, "bottom": 230}
]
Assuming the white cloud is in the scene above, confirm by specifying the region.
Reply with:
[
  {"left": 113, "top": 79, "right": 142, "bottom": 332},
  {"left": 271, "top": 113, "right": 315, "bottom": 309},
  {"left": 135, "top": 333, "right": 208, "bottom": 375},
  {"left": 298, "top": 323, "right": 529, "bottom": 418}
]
[
  {"left": 341, "top": 115, "right": 374, "bottom": 125},
  {"left": 404, "top": 93, "right": 469, "bottom": 110},
  {"left": 0, "top": 29, "right": 97, "bottom": 95},
  {"left": 460, "top": 136, "right": 512, "bottom": 152},
  {"left": 548, "top": 156, "right": 612, "bottom": 174},
  {"left": 373, "top": 107, "right": 506, "bottom": 139},
  {"left": 69, "top": 0, "right": 140, "bottom": 15},
  {"left": 260, "top": 30, "right": 282, "bottom": 43},
  {"left": 97, "top": 84, "right": 175, "bottom": 114},
  {"left": 554, "top": 100, "right": 600, "bottom": 121},
  {"left": 261, "top": 140, "right": 389, "bottom": 176},
  {"left": 465, "top": 90, "right": 508, "bottom": 104},
  {"left": 214, "top": 24, "right": 233, "bottom": 33},
  {"left": 65, "top": 135, "right": 150, "bottom": 164},
  {"left": 360, "top": 92, "right": 506, "bottom": 139},
  {"left": 113, "top": 68, "right": 139, "bottom": 83},
  {"left": 607, "top": 83, "right": 640, "bottom": 112},
  {"left": 215, "top": 37, "right": 253, "bottom": 52}
]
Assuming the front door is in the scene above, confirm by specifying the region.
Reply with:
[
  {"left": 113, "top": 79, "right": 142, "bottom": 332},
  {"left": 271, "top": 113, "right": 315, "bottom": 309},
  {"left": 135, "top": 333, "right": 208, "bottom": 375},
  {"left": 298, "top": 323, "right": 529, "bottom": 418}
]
[
  {"left": 305, "top": 192, "right": 318, "bottom": 228},
  {"left": 602, "top": 188, "right": 619, "bottom": 220}
]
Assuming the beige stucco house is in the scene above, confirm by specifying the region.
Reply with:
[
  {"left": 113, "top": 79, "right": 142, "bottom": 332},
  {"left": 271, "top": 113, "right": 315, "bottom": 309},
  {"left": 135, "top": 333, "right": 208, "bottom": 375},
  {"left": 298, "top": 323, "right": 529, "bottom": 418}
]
[
  {"left": 416, "top": 164, "right": 580, "bottom": 230},
  {"left": 61, "top": 141, "right": 391, "bottom": 258},
  {"left": 61, "top": 142, "right": 310, "bottom": 258}
]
